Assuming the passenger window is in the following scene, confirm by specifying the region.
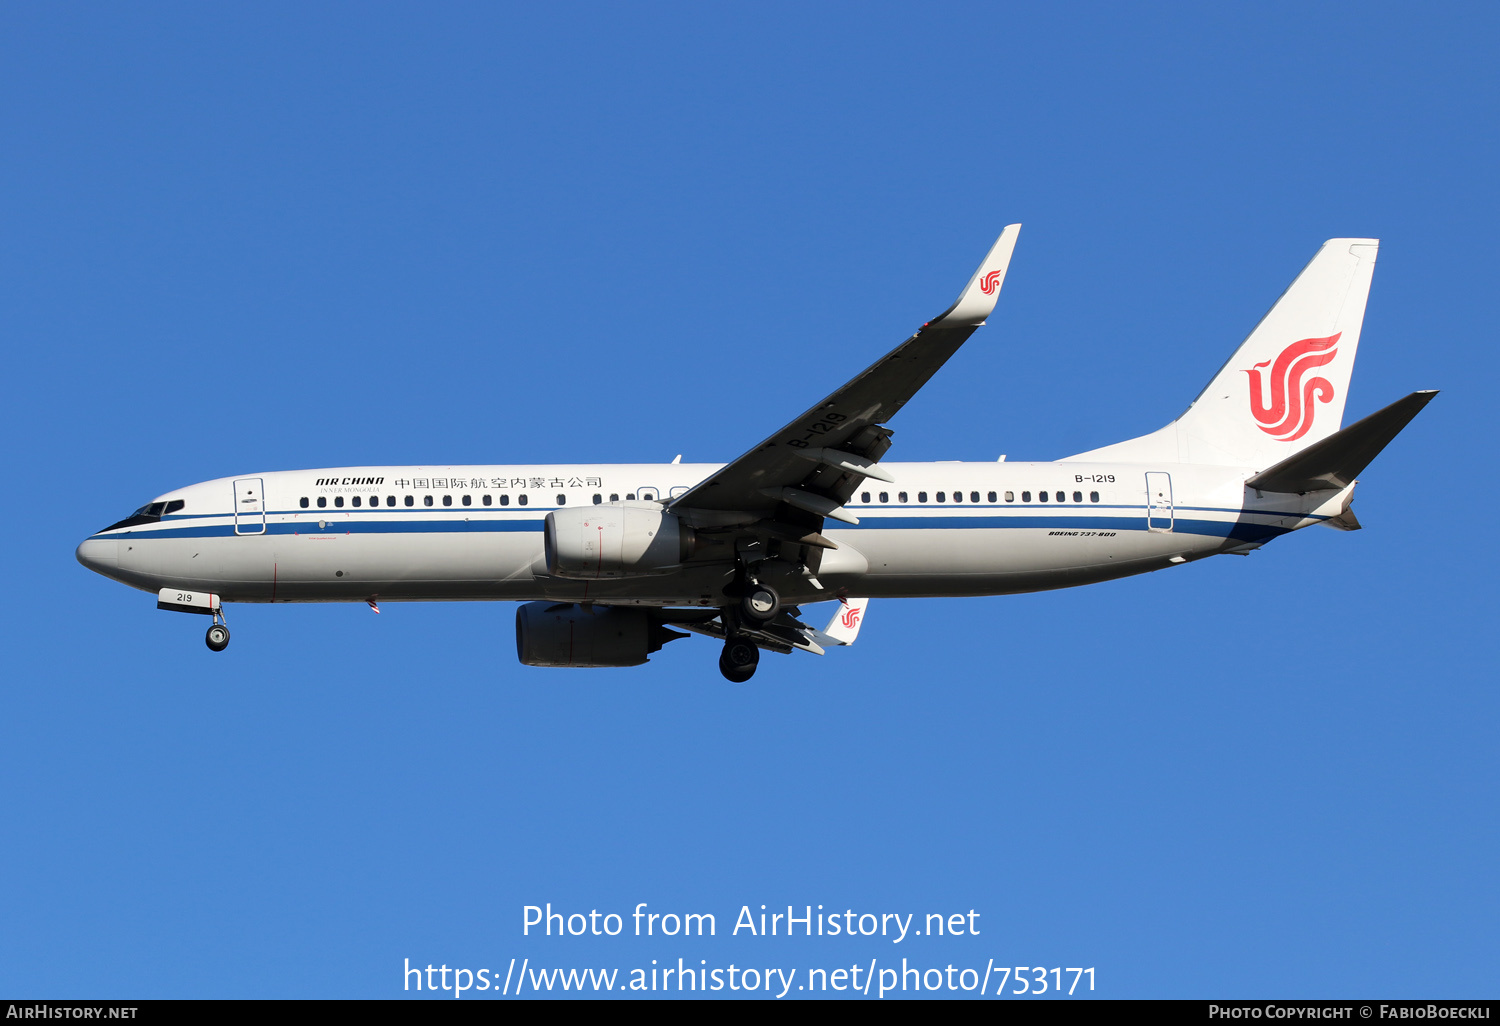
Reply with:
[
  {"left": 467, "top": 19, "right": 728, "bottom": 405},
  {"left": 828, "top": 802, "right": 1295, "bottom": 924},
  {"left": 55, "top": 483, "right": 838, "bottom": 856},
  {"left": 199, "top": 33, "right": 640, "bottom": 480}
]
[
  {"left": 335, "top": 496, "right": 344, "bottom": 507},
  {"left": 625, "top": 493, "right": 635, "bottom": 500},
  {"left": 971, "top": 491, "right": 981, "bottom": 503},
  {"left": 462, "top": 494, "right": 472, "bottom": 506},
  {"left": 610, "top": 493, "right": 619, "bottom": 501},
  {"left": 519, "top": 494, "right": 529, "bottom": 506},
  {"left": 936, "top": 491, "right": 946, "bottom": 503},
  {"left": 556, "top": 493, "right": 566, "bottom": 506},
  {"left": 352, "top": 496, "right": 361, "bottom": 507},
  {"left": 593, "top": 494, "right": 602, "bottom": 504},
  {"left": 404, "top": 495, "right": 414, "bottom": 507},
  {"left": 898, "top": 491, "right": 908, "bottom": 503},
  {"left": 300, "top": 497, "right": 309, "bottom": 508},
  {"left": 1090, "top": 491, "right": 1100, "bottom": 503},
  {"left": 442, "top": 495, "right": 452, "bottom": 506},
  {"left": 483, "top": 494, "right": 492, "bottom": 506},
  {"left": 918, "top": 491, "right": 928, "bottom": 503},
  {"left": 953, "top": 490, "right": 962, "bottom": 503},
  {"left": 386, "top": 495, "right": 396, "bottom": 507},
  {"left": 879, "top": 491, "right": 888, "bottom": 503},
  {"left": 987, "top": 491, "right": 996, "bottom": 503},
  {"left": 1073, "top": 491, "right": 1083, "bottom": 503},
  {"left": 861, "top": 492, "right": 871, "bottom": 503},
  {"left": 1004, "top": 491, "right": 1014, "bottom": 502},
  {"left": 317, "top": 497, "right": 327, "bottom": 508},
  {"left": 1022, "top": 491, "right": 1031, "bottom": 502},
  {"left": 500, "top": 495, "right": 510, "bottom": 506},
  {"left": 424, "top": 495, "right": 433, "bottom": 507}
]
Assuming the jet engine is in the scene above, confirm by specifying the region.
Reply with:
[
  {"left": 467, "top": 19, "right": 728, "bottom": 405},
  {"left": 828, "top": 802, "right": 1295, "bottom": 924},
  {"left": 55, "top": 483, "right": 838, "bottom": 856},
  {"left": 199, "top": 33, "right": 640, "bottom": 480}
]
[
  {"left": 543, "top": 504, "right": 694, "bottom": 579},
  {"left": 515, "top": 602, "right": 686, "bottom": 667}
]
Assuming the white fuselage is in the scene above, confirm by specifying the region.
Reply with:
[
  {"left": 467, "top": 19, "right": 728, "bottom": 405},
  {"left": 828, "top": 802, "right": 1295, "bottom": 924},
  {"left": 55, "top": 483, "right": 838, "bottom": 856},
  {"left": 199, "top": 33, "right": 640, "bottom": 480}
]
[{"left": 75, "top": 461, "right": 1345, "bottom": 607}]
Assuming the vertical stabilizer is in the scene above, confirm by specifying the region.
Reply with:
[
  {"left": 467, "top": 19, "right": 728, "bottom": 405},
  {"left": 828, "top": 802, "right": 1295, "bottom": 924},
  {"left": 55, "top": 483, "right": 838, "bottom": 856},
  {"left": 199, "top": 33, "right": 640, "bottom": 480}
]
[{"left": 1067, "top": 239, "right": 1379, "bottom": 468}]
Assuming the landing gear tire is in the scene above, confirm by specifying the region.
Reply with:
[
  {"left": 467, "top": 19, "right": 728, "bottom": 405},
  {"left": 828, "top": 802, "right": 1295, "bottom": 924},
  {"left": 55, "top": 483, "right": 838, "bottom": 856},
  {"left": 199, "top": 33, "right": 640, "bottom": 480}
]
[
  {"left": 719, "top": 638, "right": 759, "bottom": 683},
  {"left": 740, "top": 583, "right": 780, "bottom": 623},
  {"left": 205, "top": 623, "right": 230, "bottom": 652}
]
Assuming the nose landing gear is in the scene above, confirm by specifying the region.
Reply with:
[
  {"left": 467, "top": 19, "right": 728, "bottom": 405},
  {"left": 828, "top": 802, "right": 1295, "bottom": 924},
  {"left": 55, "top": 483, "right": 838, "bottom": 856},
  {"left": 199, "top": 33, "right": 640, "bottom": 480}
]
[
  {"left": 719, "top": 638, "right": 759, "bottom": 683},
  {"left": 205, "top": 609, "right": 230, "bottom": 652}
]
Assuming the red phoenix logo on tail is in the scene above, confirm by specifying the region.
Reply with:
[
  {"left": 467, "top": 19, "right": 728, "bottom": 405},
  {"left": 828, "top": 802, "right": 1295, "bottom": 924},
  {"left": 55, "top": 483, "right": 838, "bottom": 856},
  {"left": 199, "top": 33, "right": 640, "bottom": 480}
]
[
  {"left": 979, "top": 269, "right": 1003, "bottom": 295},
  {"left": 1243, "top": 333, "right": 1340, "bottom": 442},
  {"left": 840, "top": 606, "right": 862, "bottom": 630}
]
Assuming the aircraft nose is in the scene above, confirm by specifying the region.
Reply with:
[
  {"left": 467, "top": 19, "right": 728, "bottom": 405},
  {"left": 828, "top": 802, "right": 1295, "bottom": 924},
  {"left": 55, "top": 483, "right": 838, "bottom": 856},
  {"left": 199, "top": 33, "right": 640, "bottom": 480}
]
[{"left": 76, "top": 537, "right": 118, "bottom": 573}]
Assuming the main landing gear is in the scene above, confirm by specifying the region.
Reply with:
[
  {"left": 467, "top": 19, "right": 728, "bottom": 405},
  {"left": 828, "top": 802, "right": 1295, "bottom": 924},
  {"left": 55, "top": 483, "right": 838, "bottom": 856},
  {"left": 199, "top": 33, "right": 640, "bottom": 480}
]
[
  {"left": 719, "top": 637, "right": 760, "bottom": 683},
  {"left": 740, "top": 581, "right": 781, "bottom": 623},
  {"left": 720, "top": 547, "right": 779, "bottom": 681},
  {"left": 205, "top": 609, "right": 230, "bottom": 652}
]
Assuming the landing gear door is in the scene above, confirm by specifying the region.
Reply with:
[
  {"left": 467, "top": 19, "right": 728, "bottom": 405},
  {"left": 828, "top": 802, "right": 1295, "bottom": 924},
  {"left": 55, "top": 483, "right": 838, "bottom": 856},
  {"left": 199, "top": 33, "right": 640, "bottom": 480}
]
[
  {"left": 1146, "top": 472, "right": 1174, "bottom": 532},
  {"left": 233, "top": 478, "right": 266, "bottom": 535}
]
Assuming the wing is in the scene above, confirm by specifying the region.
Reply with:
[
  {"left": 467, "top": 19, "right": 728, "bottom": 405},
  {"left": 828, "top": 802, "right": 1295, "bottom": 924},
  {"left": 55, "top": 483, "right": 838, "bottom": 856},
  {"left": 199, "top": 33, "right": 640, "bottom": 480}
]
[{"left": 668, "top": 225, "right": 1021, "bottom": 532}]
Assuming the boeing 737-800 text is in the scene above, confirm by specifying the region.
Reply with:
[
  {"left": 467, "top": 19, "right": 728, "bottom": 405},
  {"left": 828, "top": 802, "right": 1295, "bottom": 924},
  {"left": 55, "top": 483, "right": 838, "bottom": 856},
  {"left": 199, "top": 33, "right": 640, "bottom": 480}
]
[{"left": 76, "top": 226, "right": 1435, "bottom": 681}]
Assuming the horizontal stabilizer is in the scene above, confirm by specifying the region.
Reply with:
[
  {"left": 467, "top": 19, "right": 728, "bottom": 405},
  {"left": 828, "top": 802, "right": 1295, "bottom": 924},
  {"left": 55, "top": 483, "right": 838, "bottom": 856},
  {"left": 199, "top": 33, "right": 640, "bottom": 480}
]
[
  {"left": 1323, "top": 507, "right": 1362, "bottom": 531},
  {"left": 1246, "top": 390, "right": 1437, "bottom": 493}
]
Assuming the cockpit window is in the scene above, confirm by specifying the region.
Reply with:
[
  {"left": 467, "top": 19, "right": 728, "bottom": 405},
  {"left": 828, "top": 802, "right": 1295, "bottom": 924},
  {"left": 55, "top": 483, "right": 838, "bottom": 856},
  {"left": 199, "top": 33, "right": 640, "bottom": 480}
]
[{"left": 102, "top": 500, "right": 172, "bottom": 533}]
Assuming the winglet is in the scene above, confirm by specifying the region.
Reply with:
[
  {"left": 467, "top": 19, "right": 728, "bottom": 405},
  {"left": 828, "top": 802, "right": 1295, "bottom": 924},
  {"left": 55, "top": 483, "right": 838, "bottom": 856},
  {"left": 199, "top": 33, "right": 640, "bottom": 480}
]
[
  {"left": 811, "top": 597, "right": 869, "bottom": 647},
  {"left": 930, "top": 224, "right": 1021, "bottom": 327}
]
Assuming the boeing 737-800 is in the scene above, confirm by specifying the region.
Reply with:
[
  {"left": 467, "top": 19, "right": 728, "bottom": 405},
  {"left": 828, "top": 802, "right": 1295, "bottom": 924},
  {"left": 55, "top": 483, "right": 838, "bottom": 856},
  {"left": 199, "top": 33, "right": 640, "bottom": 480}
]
[{"left": 76, "top": 226, "right": 1434, "bottom": 681}]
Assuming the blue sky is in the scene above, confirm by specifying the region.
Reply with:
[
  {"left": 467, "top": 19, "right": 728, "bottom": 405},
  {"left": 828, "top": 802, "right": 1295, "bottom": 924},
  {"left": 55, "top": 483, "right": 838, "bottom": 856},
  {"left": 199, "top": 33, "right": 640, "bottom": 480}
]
[{"left": 1, "top": 3, "right": 1495, "bottom": 999}]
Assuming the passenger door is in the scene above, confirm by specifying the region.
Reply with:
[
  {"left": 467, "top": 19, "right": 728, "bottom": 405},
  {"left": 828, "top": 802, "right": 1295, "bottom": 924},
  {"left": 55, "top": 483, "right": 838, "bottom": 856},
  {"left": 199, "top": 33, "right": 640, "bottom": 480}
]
[
  {"left": 1146, "top": 472, "right": 1174, "bottom": 532},
  {"left": 233, "top": 478, "right": 266, "bottom": 535}
]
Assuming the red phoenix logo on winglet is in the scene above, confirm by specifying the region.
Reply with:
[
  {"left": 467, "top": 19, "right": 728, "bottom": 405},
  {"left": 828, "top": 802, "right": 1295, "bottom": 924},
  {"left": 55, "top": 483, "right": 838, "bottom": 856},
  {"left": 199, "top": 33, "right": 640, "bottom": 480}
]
[
  {"left": 1243, "top": 333, "right": 1340, "bottom": 442},
  {"left": 840, "top": 606, "right": 862, "bottom": 630},
  {"left": 979, "top": 269, "right": 1003, "bottom": 295}
]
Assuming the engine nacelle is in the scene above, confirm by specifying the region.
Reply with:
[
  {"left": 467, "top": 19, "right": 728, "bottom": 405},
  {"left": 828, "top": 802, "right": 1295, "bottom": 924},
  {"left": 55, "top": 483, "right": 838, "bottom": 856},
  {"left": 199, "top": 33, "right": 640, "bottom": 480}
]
[
  {"left": 515, "top": 602, "right": 681, "bottom": 667},
  {"left": 543, "top": 503, "right": 693, "bottom": 579}
]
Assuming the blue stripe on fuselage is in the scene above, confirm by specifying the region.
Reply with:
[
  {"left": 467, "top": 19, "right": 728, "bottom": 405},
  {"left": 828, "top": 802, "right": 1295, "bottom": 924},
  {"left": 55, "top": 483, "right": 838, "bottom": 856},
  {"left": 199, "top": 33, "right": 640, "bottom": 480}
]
[
  {"left": 94, "top": 518, "right": 546, "bottom": 540},
  {"left": 93, "top": 510, "right": 1293, "bottom": 543}
]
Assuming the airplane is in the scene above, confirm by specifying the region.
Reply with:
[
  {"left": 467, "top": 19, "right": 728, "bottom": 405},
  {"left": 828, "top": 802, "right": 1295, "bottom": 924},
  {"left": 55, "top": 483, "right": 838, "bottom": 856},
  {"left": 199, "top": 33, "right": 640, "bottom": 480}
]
[{"left": 75, "top": 226, "right": 1436, "bottom": 681}]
